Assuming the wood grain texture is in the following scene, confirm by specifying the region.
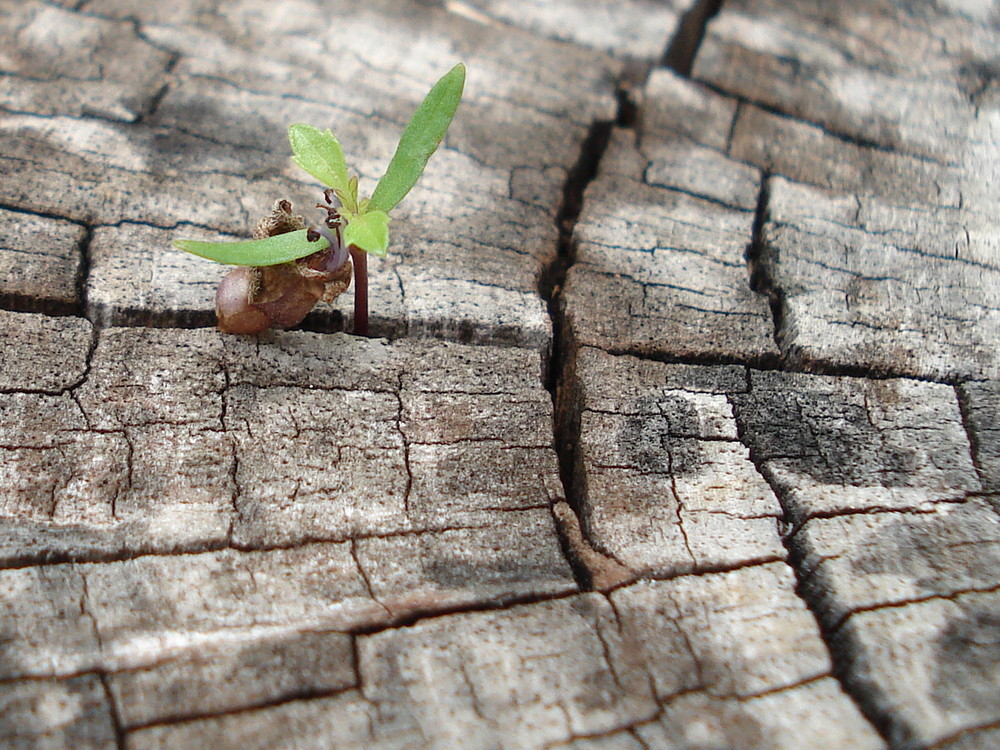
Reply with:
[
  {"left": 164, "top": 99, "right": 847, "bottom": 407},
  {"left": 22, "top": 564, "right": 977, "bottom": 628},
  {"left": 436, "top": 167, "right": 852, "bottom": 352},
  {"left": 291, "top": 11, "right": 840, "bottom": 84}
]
[
  {"left": 1, "top": 0, "right": 623, "bottom": 348},
  {"left": 563, "top": 128, "right": 778, "bottom": 362},
  {"left": 762, "top": 176, "right": 1000, "bottom": 381},
  {"left": 958, "top": 380, "right": 1000, "bottom": 494},
  {"left": 444, "top": 0, "right": 696, "bottom": 59},
  {"left": 693, "top": 0, "right": 1000, "bottom": 380},
  {"left": 559, "top": 347, "right": 785, "bottom": 579},
  {"left": 731, "top": 369, "right": 981, "bottom": 519},
  {"left": 126, "top": 564, "right": 883, "bottom": 749},
  {"left": 0, "top": 4, "right": 172, "bottom": 123},
  {"left": 2, "top": 0, "right": 999, "bottom": 746},
  {"left": 0, "top": 209, "right": 86, "bottom": 311}
]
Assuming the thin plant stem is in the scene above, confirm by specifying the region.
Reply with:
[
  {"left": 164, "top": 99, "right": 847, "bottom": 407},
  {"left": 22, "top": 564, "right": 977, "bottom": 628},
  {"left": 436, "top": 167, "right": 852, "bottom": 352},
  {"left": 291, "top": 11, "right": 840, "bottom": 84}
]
[{"left": 350, "top": 245, "right": 368, "bottom": 336}]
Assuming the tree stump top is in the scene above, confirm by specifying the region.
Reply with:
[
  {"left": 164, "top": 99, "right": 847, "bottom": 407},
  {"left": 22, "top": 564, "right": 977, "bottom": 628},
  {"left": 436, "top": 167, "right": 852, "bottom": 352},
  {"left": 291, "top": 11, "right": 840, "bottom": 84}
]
[{"left": 1, "top": 1, "right": 998, "bottom": 748}]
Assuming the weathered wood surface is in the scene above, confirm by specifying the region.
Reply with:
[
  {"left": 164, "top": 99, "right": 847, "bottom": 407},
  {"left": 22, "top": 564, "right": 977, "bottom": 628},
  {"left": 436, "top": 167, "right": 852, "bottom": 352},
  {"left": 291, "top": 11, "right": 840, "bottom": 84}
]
[{"left": 2, "top": 0, "right": 999, "bottom": 748}]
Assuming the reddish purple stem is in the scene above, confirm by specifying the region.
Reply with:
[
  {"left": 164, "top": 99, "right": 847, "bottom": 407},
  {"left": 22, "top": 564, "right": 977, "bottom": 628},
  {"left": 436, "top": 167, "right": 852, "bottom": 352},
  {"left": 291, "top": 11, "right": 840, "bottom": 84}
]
[{"left": 350, "top": 246, "right": 368, "bottom": 336}]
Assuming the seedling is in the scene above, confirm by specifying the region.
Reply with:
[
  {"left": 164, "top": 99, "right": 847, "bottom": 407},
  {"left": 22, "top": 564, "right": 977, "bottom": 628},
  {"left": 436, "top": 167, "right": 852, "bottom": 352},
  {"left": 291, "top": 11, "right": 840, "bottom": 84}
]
[{"left": 174, "top": 63, "right": 466, "bottom": 335}]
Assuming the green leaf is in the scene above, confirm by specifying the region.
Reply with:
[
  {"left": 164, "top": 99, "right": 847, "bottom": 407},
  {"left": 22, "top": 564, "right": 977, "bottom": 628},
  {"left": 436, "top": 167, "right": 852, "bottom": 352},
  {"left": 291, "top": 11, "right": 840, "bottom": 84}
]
[
  {"left": 173, "top": 230, "right": 327, "bottom": 266},
  {"left": 369, "top": 63, "right": 465, "bottom": 213},
  {"left": 343, "top": 210, "right": 390, "bottom": 256},
  {"left": 288, "top": 124, "right": 351, "bottom": 194}
]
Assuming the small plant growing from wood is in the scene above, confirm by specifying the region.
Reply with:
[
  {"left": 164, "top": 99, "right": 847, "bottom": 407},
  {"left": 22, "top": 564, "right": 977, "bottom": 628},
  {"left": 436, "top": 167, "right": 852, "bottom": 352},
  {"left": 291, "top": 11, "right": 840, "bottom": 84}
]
[{"left": 174, "top": 63, "right": 466, "bottom": 336}]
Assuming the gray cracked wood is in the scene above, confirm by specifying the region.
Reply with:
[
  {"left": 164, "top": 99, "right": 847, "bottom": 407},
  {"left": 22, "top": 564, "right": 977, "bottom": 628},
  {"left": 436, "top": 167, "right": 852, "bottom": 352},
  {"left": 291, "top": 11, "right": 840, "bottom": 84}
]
[
  {"left": 730, "top": 369, "right": 981, "bottom": 520},
  {"left": 1, "top": 316, "right": 572, "bottom": 601},
  {"left": 3, "top": 0, "right": 1000, "bottom": 746},
  {"left": 692, "top": 0, "right": 1000, "bottom": 380},
  {"left": 0, "top": 314, "right": 580, "bottom": 741},
  {"left": 0, "top": 209, "right": 86, "bottom": 311},
  {"left": 792, "top": 502, "right": 1000, "bottom": 748},
  {"left": 558, "top": 346, "right": 785, "bottom": 579},
  {"left": 0, "top": 3, "right": 173, "bottom": 123},
  {"left": 958, "top": 380, "right": 1000, "bottom": 494},
  {"left": 563, "top": 125, "right": 778, "bottom": 362},
  {"left": 0, "top": 310, "right": 91, "bottom": 392},
  {"left": 2, "top": 0, "right": 623, "bottom": 348},
  {"left": 126, "top": 564, "right": 883, "bottom": 749},
  {"left": 762, "top": 176, "right": 1000, "bottom": 381},
  {"left": 558, "top": 346, "right": 995, "bottom": 746},
  {"left": 728, "top": 368, "right": 998, "bottom": 746},
  {"left": 445, "top": 0, "right": 696, "bottom": 60},
  {"left": 0, "top": 675, "right": 116, "bottom": 750},
  {"left": 694, "top": 0, "right": 999, "bottom": 161}
]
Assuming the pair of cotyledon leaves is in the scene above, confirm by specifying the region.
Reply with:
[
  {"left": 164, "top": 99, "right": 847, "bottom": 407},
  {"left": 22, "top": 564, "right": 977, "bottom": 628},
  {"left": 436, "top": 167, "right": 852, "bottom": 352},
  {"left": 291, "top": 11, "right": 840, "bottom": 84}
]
[{"left": 173, "top": 63, "right": 466, "bottom": 266}]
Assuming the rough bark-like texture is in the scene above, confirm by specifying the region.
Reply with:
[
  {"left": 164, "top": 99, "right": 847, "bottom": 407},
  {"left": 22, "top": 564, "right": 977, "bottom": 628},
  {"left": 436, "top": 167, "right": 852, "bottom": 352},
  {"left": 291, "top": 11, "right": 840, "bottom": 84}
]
[
  {"left": 693, "top": 0, "right": 1000, "bottom": 381},
  {"left": 0, "top": 4, "right": 173, "bottom": 122},
  {"left": 0, "top": 209, "right": 87, "bottom": 312},
  {"left": 0, "top": 310, "right": 92, "bottom": 391},
  {"left": 959, "top": 380, "right": 1000, "bottom": 494},
  {"left": 0, "top": 675, "right": 117, "bottom": 750},
  {"left": 762, "top": 176, "right": 1000, "bottom": 381},
  {"left": 792, "top": 501, "right": 1000, "bottom": 749},
  {"left": 563, "top": 127, "right": 778, "bottom": 363},
  {"left": 559, "top": 346, "right": 785, "bottom": 578},
  {"left": 2, "top": 0, "right": 999, "bottom": 747},
  {"left": 127, "top": 564, "right": 883, "bottom": 749},
  {"left": 731, "top": 369, "right": 981, "bottom": 520},
  {"left": 0, "top": 318, "right": 572, "bottom": 596},
  {"left": 1, "top": 0, "right": 624, "bottom": 349},
  {"left": 445, "top": 0, "right": 696, "bottom": 60}
]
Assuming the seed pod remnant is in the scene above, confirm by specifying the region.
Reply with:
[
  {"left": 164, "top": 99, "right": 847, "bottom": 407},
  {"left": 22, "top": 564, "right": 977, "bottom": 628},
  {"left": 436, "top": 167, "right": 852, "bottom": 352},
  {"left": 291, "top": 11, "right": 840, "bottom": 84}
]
[{"left": 215, "top": 200, "right": 352, "bottom": 334}]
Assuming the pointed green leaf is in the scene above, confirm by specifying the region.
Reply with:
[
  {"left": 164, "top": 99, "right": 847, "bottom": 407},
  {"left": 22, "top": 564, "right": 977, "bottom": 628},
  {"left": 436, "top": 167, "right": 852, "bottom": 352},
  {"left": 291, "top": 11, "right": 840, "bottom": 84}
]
[
  {"left": 343, "top": 210, "right": 390, "bottom": 256},
  {"left": 173, "top": 230, "right": 328, "bottom": 266},
  {"left": 369, "top": 63, "right": 465, "bottom": 213},
  {"left": 288, "top": 124, "right": 351, "bottom": 193}
]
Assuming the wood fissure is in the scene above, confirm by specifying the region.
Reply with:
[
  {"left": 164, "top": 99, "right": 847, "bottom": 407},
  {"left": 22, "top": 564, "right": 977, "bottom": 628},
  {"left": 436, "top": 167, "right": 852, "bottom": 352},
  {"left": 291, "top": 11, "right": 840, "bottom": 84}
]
[{"left": 1, "top": 1, "right": 998, "bottom": 747}]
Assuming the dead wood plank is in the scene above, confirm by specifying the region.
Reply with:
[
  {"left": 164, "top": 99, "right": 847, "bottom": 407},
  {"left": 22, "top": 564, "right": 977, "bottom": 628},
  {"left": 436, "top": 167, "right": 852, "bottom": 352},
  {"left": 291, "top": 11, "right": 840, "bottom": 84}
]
[
  {"left": 4, "top": 1, "right": 997, "bottom": 748},
  {"left": 0, "top": 114, "right": 295, "bottom": 232},
  {"left": 444, "top": 0, "right": 695, "bottom": 59},
  {"left": 559, "top": 347, "right": 785, "bottom": 578},
  {"left": 563, "top": 126, "right": 777, "bottom": 363},
  {"left": 559, "top": 344, "right": 994, "bottom": 745},
  {"left": 0, "top": 563, "right": 99, "bottom": 679},
  {"left": 644, "top": 65, "right": 1000, "bottom": 378},
  {"left": 0, "top": 544, "right": 376, "bottom": 683},
  {"left": 552, "top": 736, "right": 645, "bottom": 750},
  {"left": 359, "top": 563, "right": 882, "bottom": 748},
  {"left": 932, "top": 725, "right": 1000, "bottom": 750},
  {"left": 613, "top": 564, "right": 883, "bottom": 749}
]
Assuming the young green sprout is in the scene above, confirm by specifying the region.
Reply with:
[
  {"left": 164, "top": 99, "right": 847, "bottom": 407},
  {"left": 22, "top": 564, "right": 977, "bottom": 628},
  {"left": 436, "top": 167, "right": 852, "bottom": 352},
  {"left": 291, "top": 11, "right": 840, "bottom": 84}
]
[{"left": 174, "top": 63, "right": 466, "bottom": 335}]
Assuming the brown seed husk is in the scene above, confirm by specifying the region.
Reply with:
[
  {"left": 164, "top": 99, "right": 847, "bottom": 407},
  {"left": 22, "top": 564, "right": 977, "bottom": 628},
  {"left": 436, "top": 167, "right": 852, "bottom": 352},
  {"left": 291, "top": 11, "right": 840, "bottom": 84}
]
[{"left": 253, "top": 199, "right": 307, "bottom": 239}]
